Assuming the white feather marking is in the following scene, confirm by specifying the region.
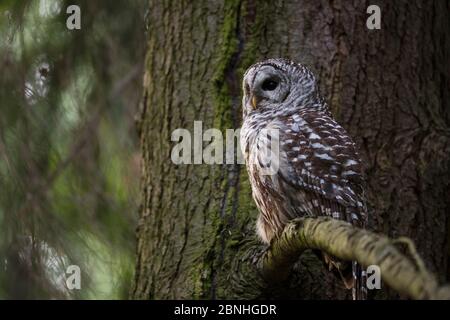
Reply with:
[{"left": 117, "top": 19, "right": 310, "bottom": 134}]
[
  {"left": 309, "top": 133, "right": 321, "bottom": 140},
  {"left": 315, "top": 153, "right": 334, "bottom": 161},
  {"left": 345, "top": 159, "right": 358, "bottom": 166}
]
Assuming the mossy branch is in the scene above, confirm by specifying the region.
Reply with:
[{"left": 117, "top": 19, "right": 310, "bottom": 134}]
[{"left": 261, "top": 217, "right": 450, "bottom": 300}]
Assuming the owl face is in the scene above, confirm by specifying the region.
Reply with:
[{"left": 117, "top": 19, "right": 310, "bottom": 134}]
[
  {"left": 243, "top": 64, "right": 291, "bottom": 111},
  {"left": 242, "top": 58, "right": 319, "bottom": 117}
]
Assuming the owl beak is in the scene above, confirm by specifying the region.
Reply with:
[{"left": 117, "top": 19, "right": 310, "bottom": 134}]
[{"left": 251, "top": 95, "right": 257, "bottom": 109}]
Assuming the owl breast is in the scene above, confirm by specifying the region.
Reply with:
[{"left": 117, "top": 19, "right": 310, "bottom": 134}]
[{"left": 241, "top": 115, "right": 302, "bottom": 243}]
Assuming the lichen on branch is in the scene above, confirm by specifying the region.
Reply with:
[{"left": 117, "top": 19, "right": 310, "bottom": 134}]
[{"left": 260, "top": 217, "right": 450, "bottom": 300}]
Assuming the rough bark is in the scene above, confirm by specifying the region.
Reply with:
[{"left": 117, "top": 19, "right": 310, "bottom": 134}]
[{"left": 131, "top": 0, "right": 450, "bottom": 299}]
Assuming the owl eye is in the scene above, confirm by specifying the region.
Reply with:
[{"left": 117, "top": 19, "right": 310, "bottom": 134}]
[{"left": 261, "top": 79, "right": 278, "bottom": 91}]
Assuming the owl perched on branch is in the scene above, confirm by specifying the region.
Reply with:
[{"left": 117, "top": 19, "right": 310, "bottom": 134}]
[{"left": 240, "top": 58, "right": 368, "bottom": 299}]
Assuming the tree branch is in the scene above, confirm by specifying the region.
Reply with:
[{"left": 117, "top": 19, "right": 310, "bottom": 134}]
[{"left": 261, "top": 217, "right": 450, "bottom": 300}]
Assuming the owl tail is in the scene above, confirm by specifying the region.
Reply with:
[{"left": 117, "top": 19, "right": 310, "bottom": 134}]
[{"left": 352, "top": 261, "right": 367, "bottom": 300}]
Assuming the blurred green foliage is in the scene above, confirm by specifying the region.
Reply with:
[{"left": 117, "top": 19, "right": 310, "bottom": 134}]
[{"left": 0, "top": 0, "right": 146, "bottom": 299}]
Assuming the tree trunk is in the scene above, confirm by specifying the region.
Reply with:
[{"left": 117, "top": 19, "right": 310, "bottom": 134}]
[{"left": 131, "top": 0, "right": 450, "bottom": 299}]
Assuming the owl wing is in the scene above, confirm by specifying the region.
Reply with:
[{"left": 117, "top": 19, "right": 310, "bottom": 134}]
[{"left": 276, "top": 110, "right": 367, "bottom": 227}]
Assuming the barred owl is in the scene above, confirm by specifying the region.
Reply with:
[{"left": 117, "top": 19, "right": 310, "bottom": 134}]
[{"left": 240, "top": 58, "right": 368, "bottom": 299}]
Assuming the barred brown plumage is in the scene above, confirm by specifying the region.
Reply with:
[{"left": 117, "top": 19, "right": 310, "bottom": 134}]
[{"left": 240, "top": 58, "right": 368, "bottom": 300}]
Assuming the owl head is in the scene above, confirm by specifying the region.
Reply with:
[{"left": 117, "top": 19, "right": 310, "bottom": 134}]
[{"left": 242, "top": 58, "right": 323, "bottom": 117}]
